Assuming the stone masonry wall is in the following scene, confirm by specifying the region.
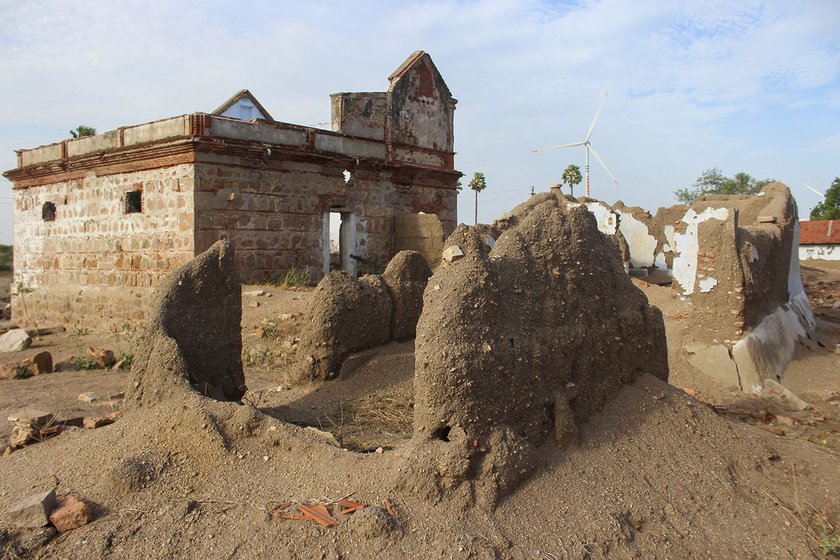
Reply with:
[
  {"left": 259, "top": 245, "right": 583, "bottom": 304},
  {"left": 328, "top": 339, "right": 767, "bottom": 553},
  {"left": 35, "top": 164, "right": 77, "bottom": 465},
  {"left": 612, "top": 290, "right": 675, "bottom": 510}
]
[
  {"left": 12, "top": 165, "right": 195, "bottom": 330},
  {"left": 193, "top": 161, "right": 456, "bottom": 283}
]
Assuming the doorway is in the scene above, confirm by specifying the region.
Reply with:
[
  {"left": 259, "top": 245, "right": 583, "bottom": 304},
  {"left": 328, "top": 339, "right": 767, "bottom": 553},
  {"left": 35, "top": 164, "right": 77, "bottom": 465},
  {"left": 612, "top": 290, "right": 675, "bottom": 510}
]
[{"left": 324, "top": 208, "right": 355, "bottom": 275}]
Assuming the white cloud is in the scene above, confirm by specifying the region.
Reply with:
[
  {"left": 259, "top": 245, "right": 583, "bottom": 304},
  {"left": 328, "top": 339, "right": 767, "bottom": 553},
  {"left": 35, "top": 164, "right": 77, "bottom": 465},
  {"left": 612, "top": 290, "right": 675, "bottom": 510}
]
[{"left": 1, "top": 0, "right": 839, "bottom": 242}]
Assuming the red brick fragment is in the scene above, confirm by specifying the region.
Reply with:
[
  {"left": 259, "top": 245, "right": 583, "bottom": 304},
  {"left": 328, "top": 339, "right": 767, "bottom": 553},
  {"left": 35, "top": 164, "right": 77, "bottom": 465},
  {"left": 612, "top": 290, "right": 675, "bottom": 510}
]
[{"left": 49, "top": 496, "right": 92, "bottom": 532}]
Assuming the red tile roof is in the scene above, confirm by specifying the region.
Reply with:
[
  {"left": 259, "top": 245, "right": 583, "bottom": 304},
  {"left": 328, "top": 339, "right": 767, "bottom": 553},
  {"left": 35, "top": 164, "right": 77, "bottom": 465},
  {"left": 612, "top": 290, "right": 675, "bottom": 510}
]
[{"left": 800, "top": 220, "right": 840, "bottom": 245}]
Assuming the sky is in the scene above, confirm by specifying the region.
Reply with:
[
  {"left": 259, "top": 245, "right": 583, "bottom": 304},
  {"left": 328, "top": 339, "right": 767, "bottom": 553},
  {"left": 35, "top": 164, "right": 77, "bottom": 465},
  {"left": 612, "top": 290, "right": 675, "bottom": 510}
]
[{"left": 1, "top": 0, "right": 839, "bottom": 245}]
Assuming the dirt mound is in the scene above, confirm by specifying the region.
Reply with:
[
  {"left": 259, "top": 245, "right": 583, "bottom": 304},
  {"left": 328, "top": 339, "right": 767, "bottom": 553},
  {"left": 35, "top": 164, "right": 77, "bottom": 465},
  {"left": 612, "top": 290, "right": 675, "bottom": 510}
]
[
  {"left": 292, "top": 273, "right": 392, "bottom": 382},
  {"left": 382, "top": 251, "right": 432, "bottom": 341},
  {"left": 129, "top": 240, "right": 246, "bottom": 404},
  {"left": 293, "top": 251, "right": 430, "bottom": 383},
  {"left": 404, "top": 197, "right": 668, "bottom": 507}
]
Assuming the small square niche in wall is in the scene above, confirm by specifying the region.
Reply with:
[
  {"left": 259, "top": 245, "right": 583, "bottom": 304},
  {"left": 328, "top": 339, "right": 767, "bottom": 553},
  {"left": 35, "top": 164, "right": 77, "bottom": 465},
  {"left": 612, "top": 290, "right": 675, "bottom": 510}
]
[
  {"left": 42, "top": 201, "right": 56, "bottom": 221},
  {"left": 125, "top": 191, "right": 142, "bottom": 214}
]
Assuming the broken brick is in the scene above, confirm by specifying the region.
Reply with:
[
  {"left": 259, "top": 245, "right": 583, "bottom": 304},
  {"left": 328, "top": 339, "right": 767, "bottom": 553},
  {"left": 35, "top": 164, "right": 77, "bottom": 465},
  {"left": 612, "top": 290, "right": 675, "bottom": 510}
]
[{"left": 49, "top": 496, "right": 92, "bottom": 532}]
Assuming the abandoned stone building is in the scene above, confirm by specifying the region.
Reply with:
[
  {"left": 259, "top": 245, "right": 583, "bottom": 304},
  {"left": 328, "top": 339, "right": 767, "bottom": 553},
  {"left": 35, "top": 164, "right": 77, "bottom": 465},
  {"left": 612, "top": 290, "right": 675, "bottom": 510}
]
[{"left": 4, "top": 51, "right": 459, "bottom": 330}]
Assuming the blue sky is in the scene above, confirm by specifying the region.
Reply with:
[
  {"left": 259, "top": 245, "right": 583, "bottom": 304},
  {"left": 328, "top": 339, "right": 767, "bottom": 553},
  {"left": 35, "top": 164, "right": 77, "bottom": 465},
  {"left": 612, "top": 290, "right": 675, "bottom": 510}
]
[{"left": 1, "top": 0, "right": 839, "bottom": 245}]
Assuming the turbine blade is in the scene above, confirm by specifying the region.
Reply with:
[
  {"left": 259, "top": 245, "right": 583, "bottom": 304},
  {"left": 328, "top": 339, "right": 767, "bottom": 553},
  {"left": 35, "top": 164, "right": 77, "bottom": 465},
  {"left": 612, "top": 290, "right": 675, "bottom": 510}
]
[
  {"left": 589, "top": 145, "right": 618, "bottom": 184},
  {"left": 532, "top": 141, "right": 586, "bottom": 152},
  {"left": 585, "top": 91, "right": 608, "bottom": 142},
  {"left": 803, "top": 183, "right": 825, "bottom": 198}
]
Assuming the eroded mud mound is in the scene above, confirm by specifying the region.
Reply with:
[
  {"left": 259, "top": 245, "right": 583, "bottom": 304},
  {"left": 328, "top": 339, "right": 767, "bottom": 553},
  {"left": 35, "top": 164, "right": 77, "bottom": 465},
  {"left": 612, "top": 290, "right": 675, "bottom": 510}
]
[
  {"left": 382, "top": 251, "right": 432, "bottom": 341},
  {"left": 293, "top": 273, "right": 392, "bottom": 382},
  {"left": 293, "top": 251, "right": 430, "bottom": 383},
  {"left": 405, "top": 196, "right": 668, "bottom": 506},
  {"left": 129, "top": 240, "right": 246, "bottom": 404}
]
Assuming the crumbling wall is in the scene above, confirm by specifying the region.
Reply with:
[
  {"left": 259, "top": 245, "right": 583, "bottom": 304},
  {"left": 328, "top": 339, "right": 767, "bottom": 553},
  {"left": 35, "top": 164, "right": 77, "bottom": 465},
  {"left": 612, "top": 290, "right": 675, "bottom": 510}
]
[
  {"left": 387, "top": 52, "right": 455, "bottom": 157},
  {"left": 403, "top": 196, "right": 668, "bottom": 507},
  {"left": 330, "top": 92, "right": 387, "bottom": 141},
  {"left": 130, "top": 240, "right": 246, "bottom": 404},
  {"left": 293, "top": 250, "right": 431, "bottom": 382},
  {"left": 576, "top": 183, "right": 815, "bottom": 393},
  {"left": 393, "top": 213, "right": 445, "bottom": 269},
  {"left": 10, "top": 165, "right": 196, "bottom": 331},
  {"left": 193, "top": 162, "right": 456, "bottom": 284}
]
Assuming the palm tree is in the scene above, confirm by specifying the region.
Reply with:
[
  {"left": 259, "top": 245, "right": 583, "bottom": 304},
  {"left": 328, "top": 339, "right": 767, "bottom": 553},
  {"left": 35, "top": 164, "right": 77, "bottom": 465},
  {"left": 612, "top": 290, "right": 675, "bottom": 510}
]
[
  {"left": 469, "top": 172, "right": 487, "bottom": 224},
  {"left": 562, "top": 164, "right": 582, "bottom": 198}
]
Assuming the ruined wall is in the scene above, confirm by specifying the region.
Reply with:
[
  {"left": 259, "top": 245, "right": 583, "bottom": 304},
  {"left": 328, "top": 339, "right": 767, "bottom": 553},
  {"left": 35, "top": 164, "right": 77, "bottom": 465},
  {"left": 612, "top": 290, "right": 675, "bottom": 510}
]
[
  {"left": 192, "top": 161, "right": 456, "bottom": 284},
  {"left": 393, "top": 213, "right": 444, "bottom": 269},
  {"left": 578, "top": 184, "right": 814, "bottom": 392},
  {"left": 800, "top": 244, "right": 840, "bottom": 260},
  {"left": 387, "top": 52, "right": 455, "bottom": 157},
  {"left": 330, "top": 93, "right": 387, "bottom": 141},
  {"left": 11, "top": 165, "right": 195, "bottom": 331}
]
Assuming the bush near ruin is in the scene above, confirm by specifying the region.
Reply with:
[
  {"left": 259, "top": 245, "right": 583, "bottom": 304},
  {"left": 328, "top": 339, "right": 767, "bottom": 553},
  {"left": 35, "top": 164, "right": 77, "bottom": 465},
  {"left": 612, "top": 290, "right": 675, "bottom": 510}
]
[{"left": 402, "top": 194, "right": 668, "bottom": 507}]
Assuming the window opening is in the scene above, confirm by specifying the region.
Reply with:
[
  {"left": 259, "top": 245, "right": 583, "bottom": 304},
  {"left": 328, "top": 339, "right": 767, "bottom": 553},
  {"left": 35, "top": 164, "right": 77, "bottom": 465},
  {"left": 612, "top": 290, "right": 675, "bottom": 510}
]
[
  {"left": 42, "top": 202, "right": 56, "bottom": 222},
  {"left": 125, "top": 191, "right": 142, "bottom": 214}
]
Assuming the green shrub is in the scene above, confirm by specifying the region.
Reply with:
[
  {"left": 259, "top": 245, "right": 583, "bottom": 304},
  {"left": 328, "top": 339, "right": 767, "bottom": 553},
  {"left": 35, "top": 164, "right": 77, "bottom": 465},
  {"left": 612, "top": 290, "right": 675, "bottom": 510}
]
[
  {"left": 276, "top": 269, "right": 310, "bottom": 289},
  {"left": 74, "top": 356, "right": 99, "bottom": 371},
  {"left": 118, "top": 353, "right": 134, "bottom": 370},
  {"left": 0, "top": 244, "right": 11, "bottom": 272}
]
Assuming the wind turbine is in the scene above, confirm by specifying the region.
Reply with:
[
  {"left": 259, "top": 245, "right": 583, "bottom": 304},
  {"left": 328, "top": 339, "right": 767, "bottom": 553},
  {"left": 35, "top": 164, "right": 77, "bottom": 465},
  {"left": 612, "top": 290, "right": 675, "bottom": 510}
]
[
  {"left": 803, "top": 183, "right": 824, "bottom": 199},
  {"left": 533, "top": 92, "right": 618, "bottom": 197}
]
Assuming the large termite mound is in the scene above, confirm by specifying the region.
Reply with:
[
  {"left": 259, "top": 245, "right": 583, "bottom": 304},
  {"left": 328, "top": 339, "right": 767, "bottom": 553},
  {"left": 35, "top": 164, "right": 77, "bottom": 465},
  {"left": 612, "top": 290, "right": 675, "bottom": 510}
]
[
  {"left": 293, "top": 250, "right": 431, "bottom": 382},
  {"left": 403, "top": 196, "right": 668, "bottom": 507},
  {"left": 129, "top": 240, "right": 247, "bottom": 404}
]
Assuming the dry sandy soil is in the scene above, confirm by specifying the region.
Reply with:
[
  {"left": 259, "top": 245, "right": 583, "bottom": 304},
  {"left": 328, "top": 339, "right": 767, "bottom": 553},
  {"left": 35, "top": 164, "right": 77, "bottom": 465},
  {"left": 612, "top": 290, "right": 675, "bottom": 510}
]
[{"left": 0, "top": 264, "right": 839, "bottom": 559}]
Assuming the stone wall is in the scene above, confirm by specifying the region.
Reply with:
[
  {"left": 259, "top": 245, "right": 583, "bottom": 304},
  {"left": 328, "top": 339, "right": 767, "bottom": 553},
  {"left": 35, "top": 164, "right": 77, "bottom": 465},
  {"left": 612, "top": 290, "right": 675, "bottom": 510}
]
[
  {"left": 394, "top": 213, "right": 444, "bottom": 269},
  {"left": 192, "top": 161, "right": 456, "bottom": 284},
  {"left": 5, "top": 52, "right": 460, "bottom": 331},
  {"left": 330, "top": 92, "right": 387, "bottom": 141},
  {"left": 12, "top": 165, "right": 195, "bottom": 330}
]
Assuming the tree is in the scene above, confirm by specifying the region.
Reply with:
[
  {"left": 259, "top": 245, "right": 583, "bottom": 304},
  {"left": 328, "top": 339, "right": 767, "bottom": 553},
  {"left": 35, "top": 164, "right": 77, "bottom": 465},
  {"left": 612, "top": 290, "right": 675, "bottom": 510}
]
[
  {"left": 69, "top": 125, "right": 96, "bottom": 138},
  {"left": 468, "top": 172, "right": 487, "bottom": 225},
  {"left": 810, "top": 177, "right": 840, "bottom": 220},
  {"left": 674, "top": 167, "right": 775, "bottom": 205},
  {"left": 561, "top": 164, "right": 582, "bottom": 198}
]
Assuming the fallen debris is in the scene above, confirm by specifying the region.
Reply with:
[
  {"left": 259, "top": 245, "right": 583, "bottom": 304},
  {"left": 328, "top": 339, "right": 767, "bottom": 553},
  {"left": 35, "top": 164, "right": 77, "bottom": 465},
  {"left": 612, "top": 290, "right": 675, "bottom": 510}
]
[
  {"left": 87, "top": 347, "right": 116, "bottom": 369},
  {"left": 7, "top": 410, "right": 59, "bottom": 449},
  {"left": 48, "top": 496, "right": 92, "bottom": 532},
  {"left": 6, "top": 489, "right": 57, "bottom": 528},
  {"left": 762, "top": 379, "right": 812, "bottom": 411},
  {"left": 83, "top": 411, "right": 122, "bottom": 430},
  {"left": 0, "top": 328, "right": 32, "bottom": 353},
  {"left": 276, "top": 504, "right": 340, "bottom": 528},
  {"left": 338, "top": 499, "right": 366, "bottom": 515}
]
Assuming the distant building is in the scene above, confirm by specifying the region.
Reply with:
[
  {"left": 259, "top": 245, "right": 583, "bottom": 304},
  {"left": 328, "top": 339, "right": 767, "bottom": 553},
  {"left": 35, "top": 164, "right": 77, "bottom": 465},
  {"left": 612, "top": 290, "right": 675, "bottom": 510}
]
[
  {"left": 799, "top": 220, "right": 840, "bottom": 260},
  {"left": 3, "top": 51, "right": 459, "bottom": 330}
]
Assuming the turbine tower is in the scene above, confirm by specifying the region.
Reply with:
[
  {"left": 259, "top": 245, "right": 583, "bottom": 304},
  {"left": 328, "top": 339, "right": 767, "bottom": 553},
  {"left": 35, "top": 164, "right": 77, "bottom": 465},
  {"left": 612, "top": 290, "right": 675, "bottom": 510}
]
[{"left": 533, "top": 92, "right": 618, "bottom": 197}]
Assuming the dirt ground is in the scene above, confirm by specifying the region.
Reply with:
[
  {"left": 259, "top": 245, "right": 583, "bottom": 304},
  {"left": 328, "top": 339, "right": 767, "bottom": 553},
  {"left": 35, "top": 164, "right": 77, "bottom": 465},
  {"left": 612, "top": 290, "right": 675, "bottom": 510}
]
[{"left": 1, "top": 262, "right": 839, "bottom": 558}]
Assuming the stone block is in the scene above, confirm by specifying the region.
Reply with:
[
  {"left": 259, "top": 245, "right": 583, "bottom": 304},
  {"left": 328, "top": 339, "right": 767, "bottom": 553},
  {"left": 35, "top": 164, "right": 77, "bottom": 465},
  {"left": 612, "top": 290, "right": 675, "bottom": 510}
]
[
  {"left": 762, "top": 379, "right": 811, "bottom": 411},
  {"left": 0, "top": 329, "right": 32, "bottom": 353},
  {"left": 7, "top": 489, "right": 57, "bottom": 528},
  {"left": 686, "top": 343, "right": 741, "bottom": 390}
]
